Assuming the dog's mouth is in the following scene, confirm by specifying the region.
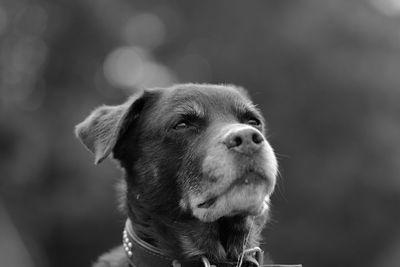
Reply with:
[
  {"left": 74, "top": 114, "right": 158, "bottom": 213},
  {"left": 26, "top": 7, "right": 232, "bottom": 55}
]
[
  {"left": 197, "top": 172, "right": 264, "bottom": 209},
  {"left": 197, "top": 197, "right": 218, "bottom": 209},
  {"left": 191, "top": 171, "right": 272, "bottom": 221}
]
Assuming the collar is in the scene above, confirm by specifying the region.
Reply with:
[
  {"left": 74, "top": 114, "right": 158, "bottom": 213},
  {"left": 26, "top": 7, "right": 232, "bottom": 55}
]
[
  {"left": 122, "top": 219, "right": 302, "bottom": 267},
  {"left": 122, "top": 219, "right": 261, "bottom": 267}
]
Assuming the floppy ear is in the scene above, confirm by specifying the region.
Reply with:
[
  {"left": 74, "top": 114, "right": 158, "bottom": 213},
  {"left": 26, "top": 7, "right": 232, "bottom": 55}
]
[{"left": 75, "top": 90, "right": 147, "bottom": 164}]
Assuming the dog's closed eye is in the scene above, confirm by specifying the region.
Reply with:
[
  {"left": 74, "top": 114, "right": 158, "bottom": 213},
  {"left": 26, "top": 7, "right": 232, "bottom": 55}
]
[
  {"left": 172, "top": 113, "right": 204, "bottom": 131},
  {"left": 173, "top": 120, "right": 190, "bottom": 130},
  {"left": 247, "top": 118, "right": 261, "bottom": 126},
  {"left": 238, "top": 109, "right": 264, "bottom": 129}
]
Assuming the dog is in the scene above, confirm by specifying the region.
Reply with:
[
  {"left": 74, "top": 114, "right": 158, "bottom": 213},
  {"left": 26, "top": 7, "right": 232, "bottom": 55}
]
[{"left": 75, "top": 84, "right": 278, "bottom": 267}]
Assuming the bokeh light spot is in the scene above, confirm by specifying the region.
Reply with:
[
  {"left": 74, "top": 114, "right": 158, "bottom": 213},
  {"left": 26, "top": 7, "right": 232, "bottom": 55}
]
[
  {"left": 370, "top": 0, "right": 400, "bottom": 16},
  {"left": 103, "top": 46, "right": 144, "bottom": 88},
  {"left": 136, "top": 61, "right": 176, "bottom": 89},
  {"left": 103, "top": 46, "right": 176, "bottom": 90}
]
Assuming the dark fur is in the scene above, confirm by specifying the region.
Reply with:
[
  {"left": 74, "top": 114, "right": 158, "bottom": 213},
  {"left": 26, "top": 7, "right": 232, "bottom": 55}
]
[{"left": 75, "top": 84, "right": 276, "bottom": 266}]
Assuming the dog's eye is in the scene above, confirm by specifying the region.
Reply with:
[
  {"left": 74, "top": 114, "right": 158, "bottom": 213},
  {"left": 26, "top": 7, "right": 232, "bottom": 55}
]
[
  {"left": 173, "top": 113, "right": 203, "bottom": 131},
  {"left": 173, "top": 120, "right": 190, "bottom": 130},
  {"left": 247, "top": 118, "right": 261, "bottom": 126}
]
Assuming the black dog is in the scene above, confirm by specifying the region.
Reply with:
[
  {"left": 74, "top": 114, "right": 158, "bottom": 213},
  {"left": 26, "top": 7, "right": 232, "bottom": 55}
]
[{"left": 75, "top": 84, "right": 278, "bottom": 267}]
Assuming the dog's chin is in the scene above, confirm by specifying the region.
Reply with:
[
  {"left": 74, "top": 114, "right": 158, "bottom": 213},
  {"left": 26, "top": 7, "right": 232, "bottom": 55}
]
[{"left": 191, "top": 180, "right": 271, "bottom": 222}]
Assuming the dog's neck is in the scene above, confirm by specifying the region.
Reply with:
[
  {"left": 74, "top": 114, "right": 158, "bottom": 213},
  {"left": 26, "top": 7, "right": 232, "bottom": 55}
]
[
  {"left": 118, "top": 165, "right": 268, "bottom": 263},
  {"left": 126, "top": 202, "right": 266, "bottom": 262}
]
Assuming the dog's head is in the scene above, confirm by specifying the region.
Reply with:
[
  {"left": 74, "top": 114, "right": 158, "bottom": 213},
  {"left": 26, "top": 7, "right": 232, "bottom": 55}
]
[{"left": 76, "top": 84, "right": 277, "bottom": 223}]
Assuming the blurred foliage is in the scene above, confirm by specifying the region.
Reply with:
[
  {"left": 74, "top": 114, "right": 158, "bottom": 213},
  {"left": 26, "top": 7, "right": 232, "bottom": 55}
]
[{"left": 1, "top": 0, "right": 400, "bottom": 267}]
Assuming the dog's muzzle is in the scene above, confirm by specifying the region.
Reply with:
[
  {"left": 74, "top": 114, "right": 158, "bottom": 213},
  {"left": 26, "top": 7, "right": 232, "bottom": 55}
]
[{"left": 186, "top": 124, "right": 278, "bottom": 222}]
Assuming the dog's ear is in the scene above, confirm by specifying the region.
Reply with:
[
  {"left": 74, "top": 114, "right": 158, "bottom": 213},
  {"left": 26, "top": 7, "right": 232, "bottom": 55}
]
[{"left": 75, "top": 90, "right": 148, "bottom": 164}]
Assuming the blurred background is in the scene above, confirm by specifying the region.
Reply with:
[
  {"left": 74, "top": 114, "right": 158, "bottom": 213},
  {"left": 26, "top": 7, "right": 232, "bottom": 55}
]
[{"left": 1, "top": 0, "right": 400, "bottom": 266}]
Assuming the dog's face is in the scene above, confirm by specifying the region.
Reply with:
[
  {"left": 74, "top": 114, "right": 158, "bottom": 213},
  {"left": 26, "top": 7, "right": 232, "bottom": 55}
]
[{"left": 76, "top": 84, "right": 277, "bottom": 223}]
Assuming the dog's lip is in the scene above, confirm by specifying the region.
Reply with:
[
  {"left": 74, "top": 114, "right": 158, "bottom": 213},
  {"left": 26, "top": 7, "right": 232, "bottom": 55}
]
[
  {"left": 197, "top": 196, "right": 218, "bottom": 208},
  {"left": 196, "top": 171, "right": 266, "bottom": 210}
]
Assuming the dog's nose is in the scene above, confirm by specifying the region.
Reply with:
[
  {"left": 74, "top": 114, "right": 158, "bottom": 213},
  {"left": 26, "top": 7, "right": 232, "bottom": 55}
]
[{"left": 224, "top": 127, "right": 264, "bottom": 154}]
